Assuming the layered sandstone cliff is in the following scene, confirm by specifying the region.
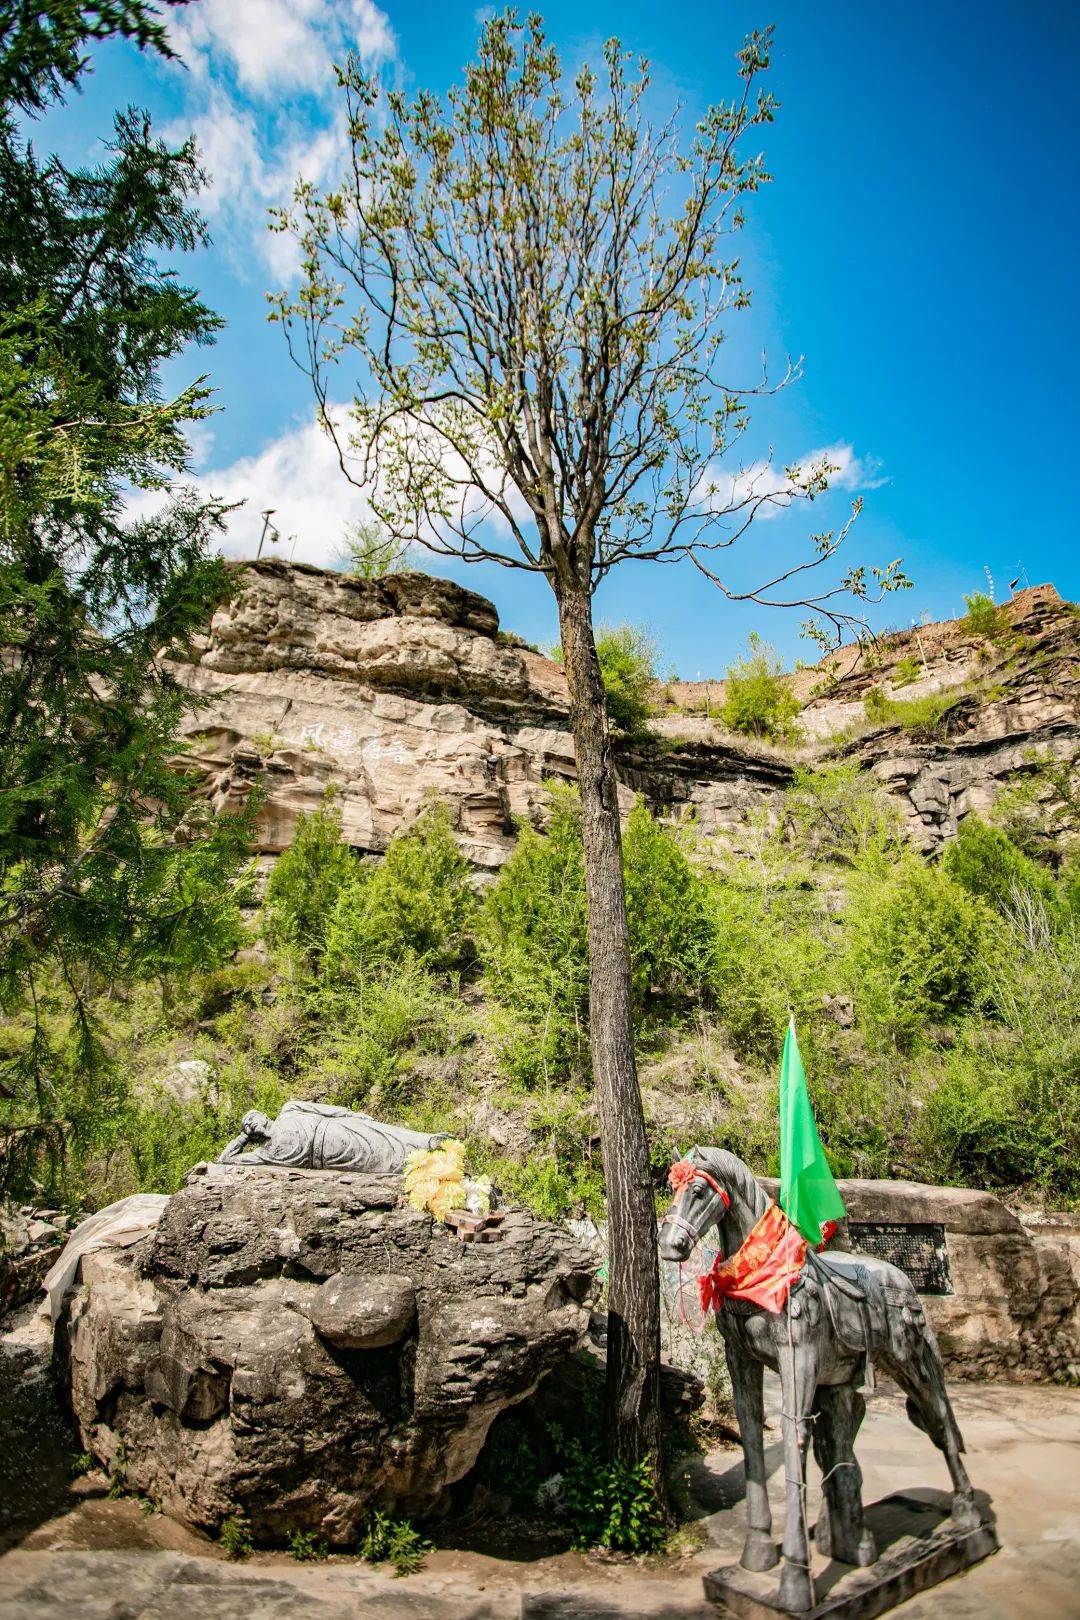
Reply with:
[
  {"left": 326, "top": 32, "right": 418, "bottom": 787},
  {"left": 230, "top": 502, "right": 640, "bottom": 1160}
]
[{"left": 170, "top": 563, "right": 1078, "bottom": 867}]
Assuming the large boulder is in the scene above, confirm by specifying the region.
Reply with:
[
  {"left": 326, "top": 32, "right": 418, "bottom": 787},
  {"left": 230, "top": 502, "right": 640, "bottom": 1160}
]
[{"left": 60, "top": 1164, "right": 598, "bottom": 1545}]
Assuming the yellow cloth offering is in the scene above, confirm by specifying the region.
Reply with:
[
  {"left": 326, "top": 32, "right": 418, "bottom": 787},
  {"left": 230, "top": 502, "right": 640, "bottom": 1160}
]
[{"left": 403, "top": 1139, "right": 491, "bottom": 1223}]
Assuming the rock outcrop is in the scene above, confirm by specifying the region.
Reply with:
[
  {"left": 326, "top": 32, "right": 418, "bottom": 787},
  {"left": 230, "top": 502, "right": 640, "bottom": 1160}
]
[
  {"left": 171, "top": 563, "right": 1077, "bottom": 869},
  {"left": 61, "top": 1164, "right": 598, "bottom": 1544},
  {"left": 661, "top": 584, "right": 1080, "bottom": 855},
  {"left": 0, "top": 1205, "right": 72, "bottom": 1319}
]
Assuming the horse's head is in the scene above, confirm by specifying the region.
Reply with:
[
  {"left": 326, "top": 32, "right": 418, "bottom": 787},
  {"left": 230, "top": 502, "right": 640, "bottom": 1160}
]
[{"left": 657, "top": 1147, "right": 732, "bottom": 1262}]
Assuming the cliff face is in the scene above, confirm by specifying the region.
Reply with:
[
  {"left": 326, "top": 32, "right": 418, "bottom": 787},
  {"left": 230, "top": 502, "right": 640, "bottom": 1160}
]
[{"left": 170, "top": 563, "right": 1079, "bottom": 866}]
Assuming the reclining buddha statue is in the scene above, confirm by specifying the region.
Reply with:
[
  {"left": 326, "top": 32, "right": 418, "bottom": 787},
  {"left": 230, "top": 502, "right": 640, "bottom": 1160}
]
[{"left": 217, "top": 1100, "right": 446, "bottom": 1175}]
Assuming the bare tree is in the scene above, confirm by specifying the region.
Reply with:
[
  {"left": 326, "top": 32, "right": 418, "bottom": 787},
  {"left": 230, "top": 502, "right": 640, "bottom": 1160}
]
[{"left": 270, "top": 13, "right": 909, "bottom": 1479}]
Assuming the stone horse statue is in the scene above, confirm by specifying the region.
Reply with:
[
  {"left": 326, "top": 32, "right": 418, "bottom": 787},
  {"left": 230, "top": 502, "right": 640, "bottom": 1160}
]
[{"left": 658, "top": 1146, "right": 981, "bottom": 1613}]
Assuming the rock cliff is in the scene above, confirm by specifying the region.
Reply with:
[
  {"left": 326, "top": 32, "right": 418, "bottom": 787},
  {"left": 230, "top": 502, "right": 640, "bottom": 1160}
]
[{"left": 170, "top": 563, "right": 1078, "bottom": 867}]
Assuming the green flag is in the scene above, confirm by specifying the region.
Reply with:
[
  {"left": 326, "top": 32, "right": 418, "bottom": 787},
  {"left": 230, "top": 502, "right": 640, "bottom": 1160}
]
[{"left": 779, "top": 1017, "right": 846, "bottom": 1244}]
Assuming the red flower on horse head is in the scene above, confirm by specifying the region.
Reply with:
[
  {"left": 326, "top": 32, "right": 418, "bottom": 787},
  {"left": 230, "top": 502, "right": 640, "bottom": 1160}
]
[{"left": 668, "top": 1159, "right": 698, "bottom": 1193}]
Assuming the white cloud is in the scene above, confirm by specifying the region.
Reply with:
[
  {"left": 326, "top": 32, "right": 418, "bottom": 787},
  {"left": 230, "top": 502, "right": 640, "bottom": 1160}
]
[
  {"left": 697, "top": 441, "right": 886, "bottom": 522},
  {"left": 166, "top": 0, "right": 396, "bottom": 276},
  {"left": 171, "top": 0, "right": 396, "bottom": 96},
  {"left": 175, "top": 91, "right": 346, "bottom": 280},
  {"left": 195, "top": 417, "right": 376, "bottom": 568},
  {"left": 137, "top": 413, "right": 887, "bottom": 580}
]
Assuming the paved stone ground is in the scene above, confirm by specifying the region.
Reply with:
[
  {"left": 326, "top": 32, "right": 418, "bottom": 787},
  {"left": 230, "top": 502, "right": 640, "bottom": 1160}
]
[{"left": 0, "top": 1382, "right": 1077, "bottom": 1619}]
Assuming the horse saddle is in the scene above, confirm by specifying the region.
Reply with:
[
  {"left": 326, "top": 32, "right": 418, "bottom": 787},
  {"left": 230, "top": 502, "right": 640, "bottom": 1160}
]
[{"left": 807, "top": 1250, "right": 871, "bottom": 1303}]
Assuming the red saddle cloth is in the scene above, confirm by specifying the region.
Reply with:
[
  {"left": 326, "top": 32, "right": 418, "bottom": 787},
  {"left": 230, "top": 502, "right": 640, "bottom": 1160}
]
[{"left": 700, "top": 1202, "right": 837, "bottom": 1315}]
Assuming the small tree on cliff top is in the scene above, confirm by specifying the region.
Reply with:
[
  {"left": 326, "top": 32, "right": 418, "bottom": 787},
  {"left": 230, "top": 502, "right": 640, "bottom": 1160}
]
[{"left": 271, "top": 12, "right": 910, "bottom": 1477}]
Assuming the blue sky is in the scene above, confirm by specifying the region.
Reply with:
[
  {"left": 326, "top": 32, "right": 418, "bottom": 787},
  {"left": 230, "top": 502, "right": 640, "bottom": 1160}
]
[{"left": 40, "top": 0, "right": 1080, "bottom": 676}]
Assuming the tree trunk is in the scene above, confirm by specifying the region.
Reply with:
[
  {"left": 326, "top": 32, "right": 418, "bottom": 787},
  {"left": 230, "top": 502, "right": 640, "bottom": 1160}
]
[{"left": 555, "top": 579, "right": 662, "bottom": 1478}]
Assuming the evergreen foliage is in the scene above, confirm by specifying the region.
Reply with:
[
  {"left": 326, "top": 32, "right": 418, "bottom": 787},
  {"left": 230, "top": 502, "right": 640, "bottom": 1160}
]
[
  {"left": 480, "top": 790, "right": 716, "bottom": 1085},
  {"left": 0, "top": 6, "right": 253, "bottom": 1187},
  {"left": 844, "top": 861, "right": 992, "bottom": 1047},
  {"left": 324, "top": 801, "right": 475, "bottom": 974},
  {"left": 943, "top": 817, "right": 1060, "bottom": 920},
  {"left": 263, "top": 802, "right": 361, "bottom": 966}
]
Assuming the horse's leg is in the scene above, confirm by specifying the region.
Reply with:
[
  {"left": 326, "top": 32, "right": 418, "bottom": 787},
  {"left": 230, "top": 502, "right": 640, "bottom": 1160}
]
[
  {"left": 811, "top": 1385, "right": 876, "bottom": 1567},
  {"left": 881, "top": 1328, "right": 981, "bottom": 1531},
  {"left": 777, "top": 1320, "right": 818, "bottom": 1613},
  {"left": 726, "top": 1336, "right": 778, "bottom": 1572}
]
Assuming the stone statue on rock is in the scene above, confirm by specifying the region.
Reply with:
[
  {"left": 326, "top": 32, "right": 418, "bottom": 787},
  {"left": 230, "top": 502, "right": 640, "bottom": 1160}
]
[{"left": 218, "top": 1100, "right": 446, "bottom": 1173}]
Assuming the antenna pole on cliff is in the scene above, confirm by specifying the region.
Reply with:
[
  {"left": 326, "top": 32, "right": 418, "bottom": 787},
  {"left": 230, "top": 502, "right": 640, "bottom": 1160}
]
[{"left": 257, "top": 510, "right": 276, "bottom": 559}]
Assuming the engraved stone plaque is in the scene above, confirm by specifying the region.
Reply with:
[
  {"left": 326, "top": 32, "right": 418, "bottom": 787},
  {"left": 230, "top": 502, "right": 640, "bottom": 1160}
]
[{"left": 846, "top": 1221, "right": 952, "bottom": 1295}]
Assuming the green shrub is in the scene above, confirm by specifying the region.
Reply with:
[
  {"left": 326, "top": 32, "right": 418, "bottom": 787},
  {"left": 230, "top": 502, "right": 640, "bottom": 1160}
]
[
  {"left": 704, "top": 879, "right": 832, "bottom": 1068},
  {"left": 287, "top": 1528, "right": 328, "bottom": 1561},
  {"left": 263, "top": 802, "right": 361, "bottom": 965},
  {"left": 594, "top": 623, "right": 659, "bottom": 736},
  {"left": 477, "top": 1090, "right": 605, "bottom": 1219},
  {"left": 198, "top": 961, "right": 271, "bottom": 1019},
  {"left": 219, "top": 1515, "right": 253, "bottom": 1560},
  {"left": 562, "top": 1448, "right": 667, "bottom": 1553},
  {"left": 962, "top": 591, "right": 1003, "bottom": 638},
  {"left": 783, "top": 764, "right": 906, "bottom": 872},
  {"left": 916, "top": 906, "right": 1080, "bottom": 1200},
  {"left": 721, "top": 635, "right": 801, "bottom": 742},
  {"left": 360, "top": 1510, "right": 431, "bottom": 1576},
  {"left": 892, "top": 655, "right": 922, "bottom": 687},
  {"left": 843, "top": 861, "right": 993, "bottom": 1048},
  {"left": 863, "top": 687, "right": 958, "bottom": 738},
  {"left": 323, "top": 802, "right": 475, "bottom": 974},
  {"left": 943, "top": 819, "right": 1059, "bottom": 919},
  {"left": 341, "top": 517, "right": 408, "bottom": 578},
  {"left": 480, "top": 791, "right": 715, "bottom": 1086},
  {"left": 303, "top": 959, "right": 469, "bottom": 1114},
  {"left": 553, "top": 623, "right": 659, "bottom": 735},
  {"left": 621, "top": 803, "right": 713, "bottom": 1006},
  {"left": 479, "top": 787, "right": 590, "bottom": 1086}
]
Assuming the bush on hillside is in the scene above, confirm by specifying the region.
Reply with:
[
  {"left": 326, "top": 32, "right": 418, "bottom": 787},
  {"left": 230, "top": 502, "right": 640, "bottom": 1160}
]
[
  {"left": 324, "top": 802, "right": 476, "bottom": 975},
  {"left": 783, "top": 764, "right": 907, "bottom": 871},
  {"left": 863, "top": 687, "right": 958, "bottom": 738},
  {"left": 843, "top": 861, "right": 993, "bottom": 1048},
  {"left": 303, "top": 958, "right": 470, "bottom": 1116},
  {"left": 263, "top": 801, "right": 361, "bottom": 965},
  {"left": 721, "top": 634, "right": 800, "bottom": 742},
  {"left": 943, "top": 818, "right": 1059, "bottom": 920},
  {"left": 704, "top": 878, "right": 833, "bottom": 1068},
  {"left": 594, "top": 624, "right": 659, "bottom": 736},
  {"left": 480, "top": 790, "right": 715, "bottom": 1085},
  {"left": 916, "top": 902, "right": 1080, "bottom": 1198},
  {"left": 621, "top": 803, "right": 714, "bottom": 1006},
  {"left": 478, "top": 788, "right": 591, "bottom": 1086},
  {"left": 962, "top": 591, "right": 1004, "bottom": 638},
  {"left": 553, "top": 623, "right": 659, "bottom": 736}
]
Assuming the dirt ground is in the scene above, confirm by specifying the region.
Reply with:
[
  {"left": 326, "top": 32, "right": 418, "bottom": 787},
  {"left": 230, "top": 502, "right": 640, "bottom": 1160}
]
[{"left": 0, "top": 1377, "right": 1077, "bottom": 1619}]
